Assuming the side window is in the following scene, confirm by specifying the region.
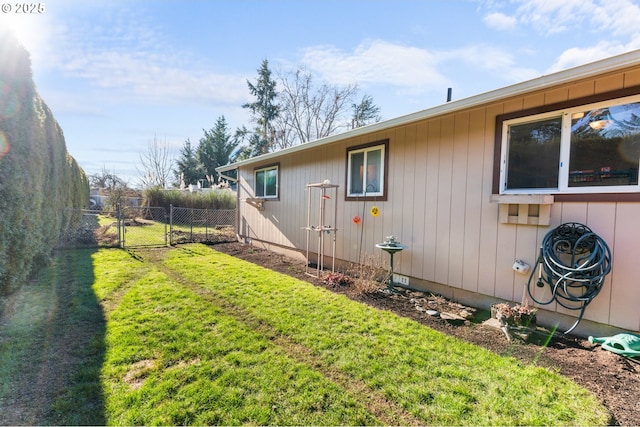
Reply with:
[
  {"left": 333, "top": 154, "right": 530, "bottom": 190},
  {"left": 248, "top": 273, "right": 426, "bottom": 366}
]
[
  {"left": 505, "top": 116, "right": 562, "bottom": 191},
  {"left": 254, "top": 164, "right": 279, "bottom": 199},
  {"left": 346, "top": 140, "right": 388, "bottom": 200},
  {"left": 500, "top": 95, "right": 640, "bottom": 194},
  {"left": 568, "top": 105, "right": 640, "bottom": 188}
]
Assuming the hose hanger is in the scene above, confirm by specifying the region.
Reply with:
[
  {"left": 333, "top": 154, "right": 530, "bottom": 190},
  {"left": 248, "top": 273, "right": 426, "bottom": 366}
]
[{"left": 527, "top": 222, "right": 612, "bottom": 335}]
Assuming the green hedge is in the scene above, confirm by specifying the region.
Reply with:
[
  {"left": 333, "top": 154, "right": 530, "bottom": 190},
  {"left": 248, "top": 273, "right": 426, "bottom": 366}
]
[
  {"left": 0, "top": 32, "right": 89, "bottom": 294},
  {"left": 143, "top": 187, "right": 236, "bottom": 211}
]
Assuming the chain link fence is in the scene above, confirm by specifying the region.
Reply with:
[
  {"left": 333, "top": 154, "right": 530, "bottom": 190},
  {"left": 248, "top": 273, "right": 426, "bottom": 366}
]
[
  {"left": 56, "top": 206, "right": 236, "bottom": 249},
  {"left": 56, "top": 209, "right": 121, "bottom": 249},
  {"left": 169, "top": 206, "right": 236, "bottom": 245},
  {"left": 120, "top": 206, "right": 169, "bottom": 248}
]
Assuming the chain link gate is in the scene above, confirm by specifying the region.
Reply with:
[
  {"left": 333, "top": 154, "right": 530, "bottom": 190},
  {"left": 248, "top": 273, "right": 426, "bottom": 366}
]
[
  {"left": 169, "top": 206, "right": 236, "bottom": 245},
  {"left": 120, "top": 206, "right": 169, "bottom": 248}
]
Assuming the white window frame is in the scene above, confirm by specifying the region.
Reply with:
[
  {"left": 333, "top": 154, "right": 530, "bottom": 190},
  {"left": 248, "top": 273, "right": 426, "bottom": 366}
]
[
  {"left": 254, "top": 164, "right": 279, "bottom": 199},
  {"left": 346, "top": 143, "right": 386, "bottom": 198},
  {"left": 500, "top": 94, "right": 640, "bottom": 195}
]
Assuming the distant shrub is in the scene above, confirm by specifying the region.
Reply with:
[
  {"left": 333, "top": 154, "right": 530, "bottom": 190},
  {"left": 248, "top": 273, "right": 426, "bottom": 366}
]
[{"left": 143, "top": 187, "right": 236, "bottom": 211}]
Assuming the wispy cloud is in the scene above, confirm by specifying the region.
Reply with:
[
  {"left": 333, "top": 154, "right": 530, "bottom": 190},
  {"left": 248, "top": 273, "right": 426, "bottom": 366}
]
[
  {"left": 529, "top": 0, "right": 640, "bottom": 72},
  {"left": 300, "top": 40, "right": 450, "bottom": 94},
  {"left": 58, "top": 48, "right": 247, "bottom": 106},
  {"left": 441, "top": 45, "right": 539, "bottom": 83},
  {"left": 589, "top": 0, "right": 640, "bottom": 38},
  {"left": 299, "top": 39, "right": 539, "bottom": 97},
  {"left": 483, "top": 12, "right": 517, "bottom": 31},
  {"left": 41, "top": 6, "right": 248, "bottom": 108},
  {"left": 482, "top": 0, "right": 640, "bottom": 40},
  {"left": 547, "top": 40, "right": 640, "bottom": 73},
  {"left": 515, "top": 0, "right": 590, "bottom": 35},
  {"left": 480, "top": 0, "right": 640, "bottom": 74}
]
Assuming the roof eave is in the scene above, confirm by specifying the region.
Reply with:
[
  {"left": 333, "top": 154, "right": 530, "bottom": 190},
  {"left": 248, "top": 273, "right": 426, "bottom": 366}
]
[{"left": 217, "top": 49, "right": 640, "bottom": 173}]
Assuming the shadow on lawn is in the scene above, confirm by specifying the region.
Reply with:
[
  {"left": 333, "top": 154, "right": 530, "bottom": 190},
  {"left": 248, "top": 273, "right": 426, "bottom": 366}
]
[{"left": 0, "top": 247, "right": 107, "bottom": 425}]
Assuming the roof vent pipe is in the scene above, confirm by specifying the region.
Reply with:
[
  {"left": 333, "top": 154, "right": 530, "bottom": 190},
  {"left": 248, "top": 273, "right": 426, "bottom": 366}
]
[{"left": 446, "top": 87, "right": 452, "bottom": 102}]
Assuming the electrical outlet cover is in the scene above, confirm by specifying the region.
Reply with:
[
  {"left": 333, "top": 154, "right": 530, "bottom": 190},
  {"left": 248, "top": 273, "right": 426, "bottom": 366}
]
[{"left": 393, "top": 274, "right": 410, "bottom": 286}]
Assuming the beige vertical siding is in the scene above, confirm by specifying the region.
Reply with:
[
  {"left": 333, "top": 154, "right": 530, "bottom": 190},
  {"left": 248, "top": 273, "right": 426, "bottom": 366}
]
[
  {"left": 235, "top": 67, "right": 640, "bottom": 332},
  {"left": 410, "top": 122, "right": 428, "bottom": 279},
  {"left": 608, "top": 204, "right": 640, "bottom": 331},
  {"left": 461, "top": 109, "right": 486, "bottom": 293}
]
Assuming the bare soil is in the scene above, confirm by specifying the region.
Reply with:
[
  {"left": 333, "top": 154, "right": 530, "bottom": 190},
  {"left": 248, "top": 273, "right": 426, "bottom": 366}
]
[{"left": 212, "top": 241, "right": 640, "bottom": 426}]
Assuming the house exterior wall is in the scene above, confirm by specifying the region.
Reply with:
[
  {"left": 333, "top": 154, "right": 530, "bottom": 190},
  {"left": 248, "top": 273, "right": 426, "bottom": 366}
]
[{"left": 235, "top": 65, "right": 640, "bottom": 334}]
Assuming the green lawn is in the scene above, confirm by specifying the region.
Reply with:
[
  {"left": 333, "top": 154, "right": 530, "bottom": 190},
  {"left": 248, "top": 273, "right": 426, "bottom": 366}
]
[
  {"left": 121, "top": 220, "right": 167, "bottom": 247},
  {"left": 0, "top": 244, "right": 611, "bottom": 425}
]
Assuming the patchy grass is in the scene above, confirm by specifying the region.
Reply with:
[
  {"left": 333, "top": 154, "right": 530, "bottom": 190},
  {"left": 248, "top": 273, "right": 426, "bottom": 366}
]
[
  {"left": 0, "top": 244, "right": 611, "bottom": 425},
  {"left": 121, "top": 220, "right": 167, "bottom": 247},
  {"left": 0, "top": 248, "right": 107, "bottom": 425},
  {"left": 100, "top": 268, "right": 377, "bottom": 425},
  {"left": 160, "top": 244, "right": 609, "bottom": 426}
]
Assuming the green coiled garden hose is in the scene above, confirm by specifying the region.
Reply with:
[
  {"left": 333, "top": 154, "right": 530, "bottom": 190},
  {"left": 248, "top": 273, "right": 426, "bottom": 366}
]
[{"left": 527, "top": 222, "right": 612, "bottom": 335}]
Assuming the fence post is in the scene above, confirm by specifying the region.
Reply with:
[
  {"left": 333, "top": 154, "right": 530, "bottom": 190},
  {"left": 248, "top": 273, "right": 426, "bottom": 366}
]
[
  {"left": 117, "top": 203, "right": 122, "bottom": 248},
  {"left": 169, "top": 204, "right": 173, "bottom": 246},
  {"left": 164, "top": 208, "right": 168, "bottom": 246},
  {"left": 205, "top": 209, "right": 209, "bottom": 240},
  {"left": 190, "top": 209, "right": 194, "bottom": 241}
]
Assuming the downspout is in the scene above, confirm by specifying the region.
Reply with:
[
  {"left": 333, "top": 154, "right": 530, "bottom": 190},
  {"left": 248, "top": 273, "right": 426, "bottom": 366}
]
[{"left": 235, "top": 172, "right": 241, "bottom": 242}]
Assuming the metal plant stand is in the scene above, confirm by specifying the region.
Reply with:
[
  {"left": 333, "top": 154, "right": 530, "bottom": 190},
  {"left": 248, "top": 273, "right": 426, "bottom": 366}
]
[{"left": 304, "top": 181, "right": 339, "bottom": 277}]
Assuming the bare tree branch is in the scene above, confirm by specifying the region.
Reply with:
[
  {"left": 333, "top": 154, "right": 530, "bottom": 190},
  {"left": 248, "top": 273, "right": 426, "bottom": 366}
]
[
  {"left": 137, "top": 134, "right": 174, "bottom": 189},
  {"left": 273, "top": 67, "right": 359, "bottom": 149}
]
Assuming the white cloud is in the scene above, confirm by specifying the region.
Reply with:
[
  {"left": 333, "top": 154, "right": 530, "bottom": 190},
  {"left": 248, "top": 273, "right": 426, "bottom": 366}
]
[
  {"left": 58, "top": 48, "right": 247, "bottom": 106},
  {"left": 38, "top": 9, "right": 248, "bottom": 108},
  {"left": 478, "top": 0, "right": 640, "bottom": 78},
  {"left": 443, "top": 44, "right": 539, "bottom": 83},
  {"left": 297, "top": 39, "right": 546, "bottom": 102},
  {"left": 547, "top": 39, "right": 640, "bottom": 73},
  {"left": 299, "top": 40, "right": 450, "bottom": 94},
  {"left": 515, "top": 0, "right": 593, "bottom": 35},
  {"left": 538, "top": 0, "right": 640, "bottom": 73},
  {"left": 509, "top": 0, "right": 640, "bottom": 40},
  {"left": 483, "top": 12, "right": 517, "bottom": 31},
  {"left": 589, "top": 0, "right": 640, "bottom": 38}
]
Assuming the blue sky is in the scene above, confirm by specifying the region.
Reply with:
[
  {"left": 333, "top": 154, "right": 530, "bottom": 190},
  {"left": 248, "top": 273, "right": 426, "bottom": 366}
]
[{"left": 3, "top": 0, "right": 640, "bottom": 186}]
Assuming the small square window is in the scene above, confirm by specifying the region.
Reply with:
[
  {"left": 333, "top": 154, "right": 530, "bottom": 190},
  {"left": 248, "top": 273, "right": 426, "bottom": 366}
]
[
  {"left": 346, "top": 140, "right": 388, "bottom": 200},
  {"left": 254, "top": 164, "right": 279, "bottom": 199}
]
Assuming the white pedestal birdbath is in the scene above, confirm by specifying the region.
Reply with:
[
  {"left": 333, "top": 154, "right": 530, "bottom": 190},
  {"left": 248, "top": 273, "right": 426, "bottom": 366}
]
[{"left": 375, "top": 236, "right": 407, "bottom": 291}]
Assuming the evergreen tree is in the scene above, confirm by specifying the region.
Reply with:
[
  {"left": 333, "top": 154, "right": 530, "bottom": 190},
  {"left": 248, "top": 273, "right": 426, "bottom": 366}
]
[
  {"left": 197, "top": 116, "right": 240, "bottom": 185},
  {"left": 242, "top": 59, "right": 279, "bottom": 156},
  {"left": 174, "top": 138, "right": 202, "bottom": 187},
  {"left": 351, "top": 94, "right": 382, "bottom": 128}
]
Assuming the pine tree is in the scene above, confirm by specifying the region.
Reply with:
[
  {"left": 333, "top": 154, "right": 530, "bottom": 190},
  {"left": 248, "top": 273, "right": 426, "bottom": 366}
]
[
  {"left": 197, "top": 116, "right": 240, "bottom": 185},
  {"left": 351, "top": 94, "right": 382, "bottom": 128},
  {"left": 242, "top": 59, "right": 279, "bottom": 156},
  {"left": 174, "top": 138, "right": 202, "bottom": 187}
]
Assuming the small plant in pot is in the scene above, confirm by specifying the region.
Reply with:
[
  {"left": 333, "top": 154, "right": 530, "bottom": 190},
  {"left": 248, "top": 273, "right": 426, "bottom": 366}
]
[{"left": 492, "top": 303, "right": 537, "bottom": 327}]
